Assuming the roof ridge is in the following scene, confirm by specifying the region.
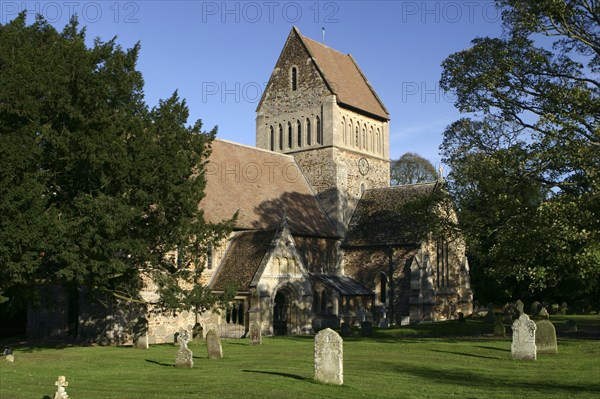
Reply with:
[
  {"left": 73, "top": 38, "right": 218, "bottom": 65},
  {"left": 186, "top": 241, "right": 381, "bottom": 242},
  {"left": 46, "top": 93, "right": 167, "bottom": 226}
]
[{"left": 214, "top": 139, "right": 295, "bottom": 160}]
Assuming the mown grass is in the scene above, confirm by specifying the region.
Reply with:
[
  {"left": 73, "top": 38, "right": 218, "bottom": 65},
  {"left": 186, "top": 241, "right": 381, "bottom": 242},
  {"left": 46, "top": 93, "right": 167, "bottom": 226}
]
[{"left": 1, "top": 316, "right": 599, "bottom": 399}]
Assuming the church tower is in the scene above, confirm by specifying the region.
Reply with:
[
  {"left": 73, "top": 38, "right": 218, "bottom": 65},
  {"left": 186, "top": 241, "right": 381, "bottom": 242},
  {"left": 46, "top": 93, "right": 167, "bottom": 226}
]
[{"left": 256, "top": 27, "right": 390, "bottom": 236}]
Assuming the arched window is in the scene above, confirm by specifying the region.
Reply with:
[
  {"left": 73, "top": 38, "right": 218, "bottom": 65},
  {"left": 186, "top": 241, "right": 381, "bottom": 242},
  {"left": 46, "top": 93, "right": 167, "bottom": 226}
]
[
  {"left": 355, "top": 126, "right": 359, "bottom": 147},
  {"left": 206, "top": 243, "right": 213, "bottom": 270},
  {"left": 369, "top": 126, "right": 374, "bottom": 152},
  {"left": 269, "top": 126, "right": 274, "bottom": 151},
  {"left": 320, "top": 290, "right": 327, "bottom": 314},
  {"left": 314, "top": 291, "right": 320, "bottom": 314},
  {"left": 376, "top": 128, "right": 380, "bottom": 154},
  {"left": 341, "top": 117, "right": 346, "bottom": 145},
  {"left": 291, "top": 67, "right": 297, "bottom": 91},
  {"left": 316, "top": 116, "right": 322, "bottom": 145},
  {"left": 378, "top": 273, "right": 387, "bottom": 304},
  {"left": 278, "top": 124, "right": 283, "bottom": 151},
  {"left": 360, "top": 182, "right": 366, "bottom": 195},
  {"left": 362, "top": 125, "right": 366, "bottom": 150},
  {"left": 306, "top": 118, "right": 312, "bottom": 145},
  {"left": 297, "top": 120, "right": 302, "bottom": 147},
  {"left": 287, "top": 122, "right": 292, "bottom": 149}
]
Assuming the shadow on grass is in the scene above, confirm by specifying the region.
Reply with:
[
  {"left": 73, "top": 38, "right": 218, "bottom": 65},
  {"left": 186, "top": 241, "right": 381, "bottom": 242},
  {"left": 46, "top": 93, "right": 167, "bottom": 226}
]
[
  {"left": 242, "top": 369, "right": 307, "bottom": 381},
  {"left": 430, "top": 349, "right": 500, "bottom": 360},
  {"left": 399, "top": 364, "right": 600, "bottom": 395},
  {"left": 475, "top": 345, "right": 510, "bottom": 352},
  {"left": 145, "top": 359, "right": 172, "bottom": 367}
]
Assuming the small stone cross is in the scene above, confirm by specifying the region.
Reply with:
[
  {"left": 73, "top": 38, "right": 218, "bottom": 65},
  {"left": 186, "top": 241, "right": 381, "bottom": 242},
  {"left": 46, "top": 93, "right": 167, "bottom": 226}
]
[
  {"left": 179, "top": 329, "right": 190, "bottom": 349},
  {"left": 54, "top": 375, "right": 69, "bottom": 399}
]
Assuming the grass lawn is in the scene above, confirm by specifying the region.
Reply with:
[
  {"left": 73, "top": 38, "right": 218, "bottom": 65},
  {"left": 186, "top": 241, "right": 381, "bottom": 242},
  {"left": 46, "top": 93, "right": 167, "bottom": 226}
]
[{"left": 1, "top": 316, "right": 599, "bottom": 399}]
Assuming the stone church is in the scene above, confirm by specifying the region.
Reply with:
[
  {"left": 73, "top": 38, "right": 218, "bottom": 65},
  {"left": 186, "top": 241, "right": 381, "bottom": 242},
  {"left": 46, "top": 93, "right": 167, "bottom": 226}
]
[{"left": 27, "top": 27, "right": 472, "bottom": 343}]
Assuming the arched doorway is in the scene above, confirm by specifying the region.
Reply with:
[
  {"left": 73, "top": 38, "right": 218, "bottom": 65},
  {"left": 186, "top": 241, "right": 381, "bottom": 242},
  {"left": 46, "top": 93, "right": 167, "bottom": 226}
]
[{"left": 273, "top": 292, "right": 287, "bottom": 336}]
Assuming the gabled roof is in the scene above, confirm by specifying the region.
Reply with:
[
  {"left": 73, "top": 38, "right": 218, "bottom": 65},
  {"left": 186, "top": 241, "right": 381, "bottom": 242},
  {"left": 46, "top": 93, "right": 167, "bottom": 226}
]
[
  {"left": 257, "top": 27, "right": 389, "bottom": 121},
  {"left": 199, "top": 140, "right": 337, "bottom": 238},
  {"left": 343, "top": 183, "right": 439, "bottom": 247},
  {"left": 310, "top": 273, "right": 373, "bottom": 296},
  {"left": 297, "top": 28, "right": 389, "bottom": 121},
  {"left": 210, "top": 230, "right": 276, "bottom": 291}
]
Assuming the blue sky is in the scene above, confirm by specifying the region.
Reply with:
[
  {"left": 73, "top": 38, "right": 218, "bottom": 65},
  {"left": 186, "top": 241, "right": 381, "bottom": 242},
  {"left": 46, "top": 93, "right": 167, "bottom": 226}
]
[{"left": 6, "top": 1, "right": 504, "bottom": 167}]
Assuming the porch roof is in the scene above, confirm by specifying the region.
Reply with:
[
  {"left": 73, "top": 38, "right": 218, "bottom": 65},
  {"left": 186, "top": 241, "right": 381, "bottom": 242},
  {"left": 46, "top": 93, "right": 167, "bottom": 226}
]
[{"left": 310, "top": 273, "right": 373, "bottom": 296}]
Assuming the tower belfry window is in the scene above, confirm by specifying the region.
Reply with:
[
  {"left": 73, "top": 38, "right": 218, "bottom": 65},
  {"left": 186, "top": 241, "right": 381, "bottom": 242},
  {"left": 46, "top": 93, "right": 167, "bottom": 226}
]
[
  {"left": 291, "top": 67, "right": 297, "bottom": 91},
  {"left": 316, "top": 116, "right": 322, "bottom": 145}
]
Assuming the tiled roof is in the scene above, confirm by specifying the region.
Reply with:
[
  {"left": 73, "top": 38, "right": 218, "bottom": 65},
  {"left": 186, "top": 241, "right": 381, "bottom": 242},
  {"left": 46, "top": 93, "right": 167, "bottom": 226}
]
[
  {"left": 344, "top": 183, "right": 439, "bottom": 247},
  {"left": 310, "top": 273, "right": 373, "bottom": 296},
  {"left": 200, "top": 140, "right": 337, "bottom": 237},
  {"left": 298, "top": 28, "right": 389, "bottom": 120},
  {"left": 210, "top": 230, "right": 276, "bottom": 291}
]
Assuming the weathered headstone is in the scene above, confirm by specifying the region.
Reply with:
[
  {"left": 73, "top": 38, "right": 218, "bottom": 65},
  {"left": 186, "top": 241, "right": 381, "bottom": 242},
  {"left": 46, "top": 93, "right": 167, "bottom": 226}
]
[
  {"left": 249, "top": 322, "right": 262, "bottom": 345},
  {"left": 535, "top": 319, "right": 558, "bottom": 354},
  {"left": 206, "top": 329, "right": 223, "bottom": 359},
  {"left": 314, "top": 328, "right": 343, "bottom": 386},
  {"left": 565, "top": 319, "right": 577, "bottom": 332},
  {"left": 511, "top": 313, "right": 537, "bottom": 361},
  {"left": 54, "top": 376, "right": 69, "bottom": 399},
  {"left": 560, "top": 302, "right": 568, "bottom": 315},
  {"left": 175, "top": 329, "right": 193, "bottom": 368},
  {"left": 550, "top": 303, "right": 559, "bottom": 314},
  {"left": 516, "top": 299, "right": 524, "bottom": 315},
  {"left": 379, "top": 305, "right": 389, "bottom": 328},
  {"left": 530, "top": 301, "right": 541, "bottom": 316},
  {"left": 133, "top": 317, "right": 149, "bottom": 349},
  {"left": 360, "top": 321, "right": 372, "bottom": 337},
  {"left": 3, "top": 348, "right": 14, "bottom": 362},
  {"left": 192, "top": 323, "right": 204, "bottom": 345},
  {"left": 538, "top": 307, "right": 549, "bottom": 319},
  {"left": 494, "top": 316, "right": 506, "bottom": 337}
]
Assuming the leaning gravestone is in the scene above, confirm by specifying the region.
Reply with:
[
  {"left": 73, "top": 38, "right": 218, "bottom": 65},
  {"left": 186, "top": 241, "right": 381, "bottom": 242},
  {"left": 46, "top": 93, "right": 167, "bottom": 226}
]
[
  {"left": 175, "top": 329, "right": 193, "bottom": 368},
  {"left": 206, "top": 329, "right": 223, "bottom": 359},
  {"left": 54, "top": 376, "right": 69, "bottom": 399},
  {"left": 314, "top": 328, "right": 343, "bottom": 386},
  {"left": 535, "top": 319, "right": 558, "bottom": 354},
  {"left": 511, "top": 313, "right": 537, "bottom": 360},
  {"left": 249, "top": 322, "right": 262, "bottom": 345}
]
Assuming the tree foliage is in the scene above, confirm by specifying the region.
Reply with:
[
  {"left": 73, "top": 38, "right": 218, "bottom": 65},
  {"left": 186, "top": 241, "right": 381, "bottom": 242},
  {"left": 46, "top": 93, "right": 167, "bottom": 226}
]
[
  {"left": 0, "top": 14, "right": 234, "bottom": 311},
  {"left": 390, "top": 152, "right": 437, "bottom": 186},
  {"left": 440, "top": 0, "right": 599, "bottom": 306}
]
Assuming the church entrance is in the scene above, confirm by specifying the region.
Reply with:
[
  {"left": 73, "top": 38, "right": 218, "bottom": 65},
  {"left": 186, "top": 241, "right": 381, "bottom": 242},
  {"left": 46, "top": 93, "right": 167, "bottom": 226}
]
[{"left": 273, "top": 292, "right": 287, "bottom": 336}]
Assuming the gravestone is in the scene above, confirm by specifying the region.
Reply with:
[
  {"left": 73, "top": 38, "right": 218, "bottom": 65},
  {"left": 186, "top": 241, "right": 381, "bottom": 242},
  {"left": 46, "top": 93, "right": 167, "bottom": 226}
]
[
  {"left": 458, "top": 312, "right": 466, "bottom": 323},
  {"left": 133, "top": 317, "right": 149, "bottom": 349},
  {"left": 565, "top": 319, "right": 577, "bottom": 332},
  {"left": 249, "top": 322, "right": 262, "bottom": 345},
  {"left": 511, "top": 313, "right": 537, "bottom": 361},
  {"left": 535, "top": 319, "right": 558, "bottom": 354},
  {"left": 360, "top": 321, "right": 372, "bottom": 337},
  {"left": 494, "top": 316, "right": 506, "bottom": 337},
  {"left": 550, "top": 303, "right": 559, "bottom": 314},
  {"left": 485, "top": 303, "right": 495, "bottom": 323},
  {"left": 538, "top": 307, "right": 549, "bottom": 319},
  {"left": 530, "top": 301, "right": 541, "bottom": 316},
  {"left": 206, "top": 329, "right": 223, "bottom": 359},
  {"left": 175, "top": 329, "right": 193, "bottom": 368},
  {"left": 379, "top": 305, "right": 389, "bottom": 328},
  {"left": 3, "top": 348, "right": 14, "bottom": 363},
  {"left": 192, "top": 323, "right": 204, "bottom": 345},
  {"left": 516, "top": 299, "right": 524, "bottom": 315},
  {"left": 54, "top": 376, "right": 69, "bottom": 399},
  {"left": 560, "top": 302, "right": 568, "bottom": 315},
  {"left": 340, "top": 322, "right": 351, "bottom": 337},
  {"left": 314, "top": 328, "right": 343, "bottom": 386}
]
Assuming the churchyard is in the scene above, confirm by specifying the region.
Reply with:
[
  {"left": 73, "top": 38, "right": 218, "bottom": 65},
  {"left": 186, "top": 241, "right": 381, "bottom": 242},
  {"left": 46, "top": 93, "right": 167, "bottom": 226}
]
[{"left": 1, "top": 315, "right": 598, "bottom": 399}]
